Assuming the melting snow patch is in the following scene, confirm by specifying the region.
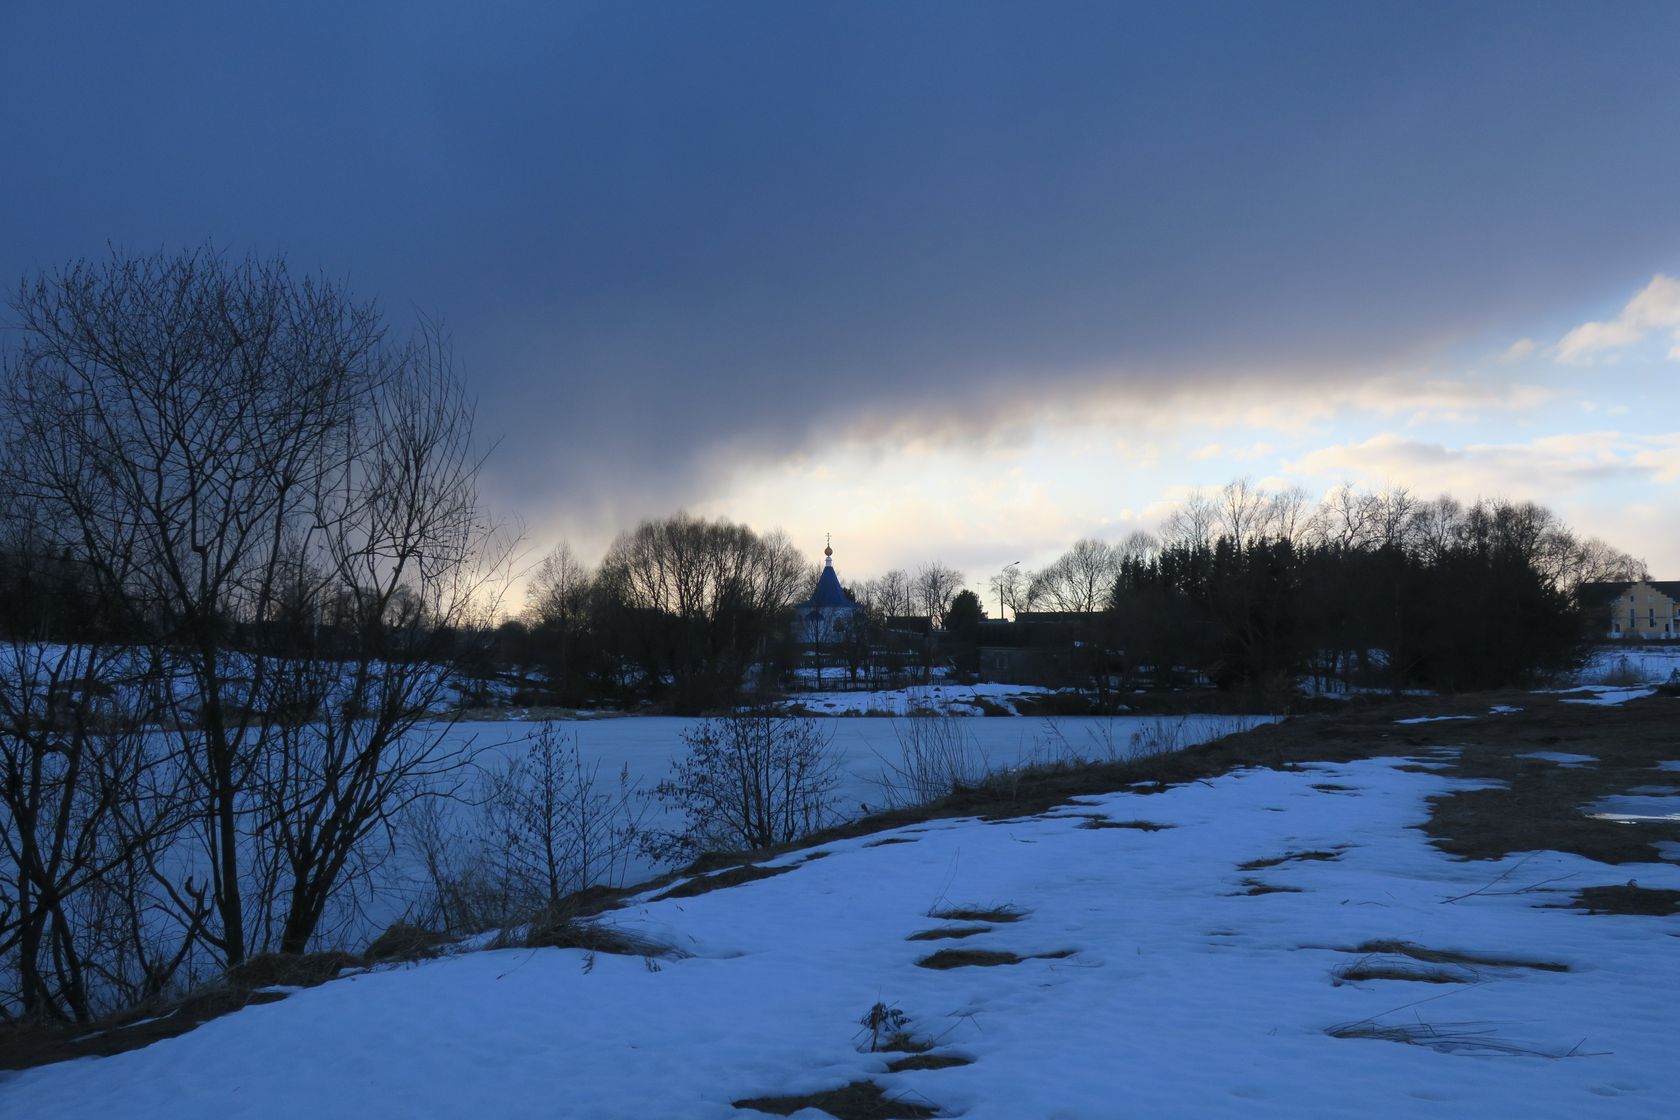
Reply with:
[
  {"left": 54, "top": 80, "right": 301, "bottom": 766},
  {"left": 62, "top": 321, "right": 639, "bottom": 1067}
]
[
  {"left": 1557, "top": 687, "right": 1656, "bottom": 706},
  {"left": 1587, "top": 792, "right": 1680, "bottom": 824},
  {"left": 1517, "top": 752, "right": 1597, "bottom": 767}
]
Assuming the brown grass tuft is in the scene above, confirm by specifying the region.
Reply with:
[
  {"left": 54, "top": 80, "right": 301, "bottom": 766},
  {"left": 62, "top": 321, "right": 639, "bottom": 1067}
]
[
  {"left": 733, "top": 1080, "right": 940, "bottom": 1118},
  {"left": 1568, "top": 884, "right": 1680, "bottom": 915},
  {"left": 927, "top": 905, "right": 1025, "bottom": 923},
  {"left": 906, "top": 925, "right": 992, "bottom": 941},
  {"left": 885, "top": 1054, "right": 973, "bottom": 1073}
]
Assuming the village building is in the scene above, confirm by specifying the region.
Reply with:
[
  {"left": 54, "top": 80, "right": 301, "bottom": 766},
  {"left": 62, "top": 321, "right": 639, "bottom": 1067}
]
[
  {"left": 1581, "top": 579, "right": 1680, "bottom": 639},
  {"left": 792, "top": 538, "right": 859, "bottom": 644}
]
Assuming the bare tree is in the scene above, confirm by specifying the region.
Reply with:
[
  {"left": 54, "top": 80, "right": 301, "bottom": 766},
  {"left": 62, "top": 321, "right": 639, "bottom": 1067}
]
[
  {"left": 2, "top": 249, "right": 500, "bottom": 964},
  {"left": 1027, "top": 539, "right": 1120, "bottom": 613},
  {"left": 525, "top": 541, "right": 593, "bottom": 629},
  {"left": 1217, "top": 478, "right": 1274, "bottom": 550},
  {"left": 913, "top": 562, "right": 964, "bottom": 628},
  {"left": 987, "top": 562, "right": 1028, "bottom": 620},
  {"left": 866, "top": 569, "right": 914, "bottom": 621},
  {"left": 0, "top": 639, "right": 202, "bottom": 1021},
  {"left": 599, "top": 513, "right": 808, "bottom": 709},
  {"left": 1161, "top": 488, "right": 1218, "bottom": 550}
]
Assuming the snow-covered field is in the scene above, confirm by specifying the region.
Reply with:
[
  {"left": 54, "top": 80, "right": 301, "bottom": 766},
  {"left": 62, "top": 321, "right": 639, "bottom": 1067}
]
[
  {"left": 1578, "top": 644, "right": 1680, "bottom": 684},
  {"left": 8, "top": 731, "right": 1678, "bottom": 1119}
]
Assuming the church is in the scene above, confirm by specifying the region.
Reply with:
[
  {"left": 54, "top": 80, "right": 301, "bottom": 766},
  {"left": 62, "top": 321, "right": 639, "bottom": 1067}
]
[{"left": 792, "top": 538, "right": 859, "bottom": 642}]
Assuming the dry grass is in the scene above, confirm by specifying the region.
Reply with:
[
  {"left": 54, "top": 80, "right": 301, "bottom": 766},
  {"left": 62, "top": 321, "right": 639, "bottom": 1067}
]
[
  {"left": 915, "top": 947, "right": 1073, "bottom": 969},
  {"left": 927, "top": 905, "right": 1025, "bottom": 924},
  {"left": 733, "top": 1080, "right": 940, "bottom": 1118},
  {"left": 0, "top": 950, "right": 363, "bottom": 1072},
  {"left": 915, "top": 948, "right": 1025, "bottom": 969},
  {"left": 1327, "top": 1019, "right": 1594, "bottom": 1057},
  {"left": 905, "top": 925, "right": 993, "bottom": 941},
  {"left": 1078, "top": 818, "right": 1173, "bottom": 832},
  {"left": 1334, "top": 964, "right": 1466, "bottom": 984},
  {"left": 1238, "top": 850, "right": 1340, "bottom": 870},
  {"left": 364, "top": 922, "right": 449, "bottom": 963},
  {"left": 1233, "top": 879, "right": 1302, "bottom": 896},
  {"left": 1567, "top": 884, "right": 1680, "bottom": 915},
  {"left": 653, "top": 861, "right": 801, "bottom": 901},
  {"left": 885, "top": 1054, "right": 973, "bottom": 1072},
  {"left": 224, "top": 951, "right": 362, "bottom": 990},
  {"left": 511, "top": 904, "right": 683, "bottom": 959},
  {"left": 1345, "top": 940, "right": 1568, "bottom": 972}
]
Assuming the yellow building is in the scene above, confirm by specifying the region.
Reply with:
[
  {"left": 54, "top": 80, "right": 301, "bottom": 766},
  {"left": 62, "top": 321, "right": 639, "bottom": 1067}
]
[{"left": 1606, "top": 580, "right": 1680, "bottom": 639}]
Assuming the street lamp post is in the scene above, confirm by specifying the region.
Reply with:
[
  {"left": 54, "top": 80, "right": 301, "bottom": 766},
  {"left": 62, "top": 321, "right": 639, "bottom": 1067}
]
[{"left": 1000, "top": 561, "right": 1020, "bottom": 621}]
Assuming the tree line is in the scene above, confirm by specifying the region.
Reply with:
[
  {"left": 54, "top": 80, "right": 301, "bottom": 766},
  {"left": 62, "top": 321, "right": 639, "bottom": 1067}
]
[{"left": 1006, "top": 481, "right": 1643, "bottom": 700}]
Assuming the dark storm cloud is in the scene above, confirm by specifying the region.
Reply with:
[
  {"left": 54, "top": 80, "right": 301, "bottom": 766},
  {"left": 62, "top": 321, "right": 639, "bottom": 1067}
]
[{"left": 5, "top": 1, "right": 1680, "bottom": 527}]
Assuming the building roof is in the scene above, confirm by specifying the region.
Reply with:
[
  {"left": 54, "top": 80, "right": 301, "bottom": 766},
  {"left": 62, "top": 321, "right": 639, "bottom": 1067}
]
[
  {"left": 1579, "top": 579, "right": 1680, "bottom": 607},
  {"left": 804, "top": 562, "right": 856, "bottom": 610},
  {"left": 798, "top": 542, "right": 858, "bottom": 613},
  {"left": 1577, "top": 581, "right": 1631, "bottom": 608}
]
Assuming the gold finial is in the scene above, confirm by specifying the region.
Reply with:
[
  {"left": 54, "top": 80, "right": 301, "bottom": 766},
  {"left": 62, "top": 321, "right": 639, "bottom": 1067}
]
[{"left": 824, "top": 532, "right": 832, "bottom": 559}]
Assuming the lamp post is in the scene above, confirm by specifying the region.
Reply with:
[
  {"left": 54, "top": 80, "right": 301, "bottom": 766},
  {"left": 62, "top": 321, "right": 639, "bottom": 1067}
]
[{"left": 1000, "top": 561, "right": 1020, "bottom": 621}]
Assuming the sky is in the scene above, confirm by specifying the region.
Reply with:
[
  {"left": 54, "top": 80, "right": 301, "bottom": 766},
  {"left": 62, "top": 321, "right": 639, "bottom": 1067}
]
[{"left": 4, "top": 1, "right": 1679, "bottom": 599}]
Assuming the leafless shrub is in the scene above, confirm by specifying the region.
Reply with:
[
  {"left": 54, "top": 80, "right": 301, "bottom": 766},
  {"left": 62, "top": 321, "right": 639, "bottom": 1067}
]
[
  {"left": 643, "top": 712, "right": 839, "bottom": 861},
  {"left": 482, "top": 723, "right": 646, "bottom": 908},
  {"left": 872, "top": 713, "right": 990, "bottom": 808}
]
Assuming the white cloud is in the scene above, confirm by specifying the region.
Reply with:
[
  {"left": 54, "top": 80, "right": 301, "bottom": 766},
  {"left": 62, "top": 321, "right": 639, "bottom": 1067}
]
[
  {"left": 1555, "top": 274, "right": 1680, "bottom": 364},
  {"left": 1501, "top": 337, "right": 1536, "bottom": 362},
  {"left": 1283, "top": 430, "right": 1672, "bottom": 498}
]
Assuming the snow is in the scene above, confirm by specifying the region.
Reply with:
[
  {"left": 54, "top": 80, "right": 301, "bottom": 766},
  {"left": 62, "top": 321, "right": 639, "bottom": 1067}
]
[
  {"left": 1587, "top": 792, "right": 1680, "bottom": 824},
  {"left": 1516, "top": 752, "right": 1598, "bottom": 767},
  {"left": 1578, "top": 645, "right": 1680, "bottom": 684},
  {"left": 1559, "top": 687, "right": 1656, "bottom": 706},
  {"left": 1394, "top": 715, "right": 1472, "bottom": 724},
  {"left": 8, "top": 749, "right": 1680, "bottom": 1118}
]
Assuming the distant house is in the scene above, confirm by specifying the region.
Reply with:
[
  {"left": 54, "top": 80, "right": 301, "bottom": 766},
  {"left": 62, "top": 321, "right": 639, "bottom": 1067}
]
[
  {"left": 1582, "top": 580, "right": 1680, "bottom": 639},
  {"left": 977, "top": 611, "right": 1112, "bottom": 686},
  {"left": 792, "top": 541, "right": 859, "bottom": 644}
]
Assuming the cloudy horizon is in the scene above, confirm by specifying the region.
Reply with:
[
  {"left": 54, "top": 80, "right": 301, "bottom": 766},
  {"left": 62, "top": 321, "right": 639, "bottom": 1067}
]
[{"left": 5, "top": 2, "right": 1679, "bottom": 595}]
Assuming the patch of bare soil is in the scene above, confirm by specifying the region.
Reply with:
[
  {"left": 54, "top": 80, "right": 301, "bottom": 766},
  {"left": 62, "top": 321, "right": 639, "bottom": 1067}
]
[
  {"left": 1232, "top": 879, "right": 1302, "bottom": 896},
  {"left": 0, "top": 951, "right": 362, "bottom": 1072},
  {"left": 652, "top": 861, "right": 801, "bottom": 901},
  {"left": 906, "top": 925, "right": 992, "bottom": 941},
  {"left": 1238, "top": 850, "right": 1341, "bottom": 870},
  {"left": 926, "top": 905, "right": 1025, "bottom": 924},
  {"left": 1078, "top": 818, "right": 1173, "bottom": 831},
  {"left": 885, "top": 1054, "right": 973, "bottom": 1072},
  {"left": 733, "top": 1080, "right": 940, "bottom": 1118},
  {"left": 914, "top": 948, "right": 1073, "bottom": 969},
  {"left": 1567, "top": 884, "right": 1680, "bottom": 915},
  {"left": 1336, "top": 939, "right": 1568, "bottom": 972},
  {"left": 1334, "top": 964, "right": 1466, "bottom": 984}
]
